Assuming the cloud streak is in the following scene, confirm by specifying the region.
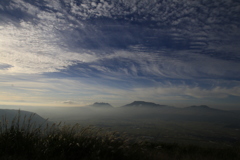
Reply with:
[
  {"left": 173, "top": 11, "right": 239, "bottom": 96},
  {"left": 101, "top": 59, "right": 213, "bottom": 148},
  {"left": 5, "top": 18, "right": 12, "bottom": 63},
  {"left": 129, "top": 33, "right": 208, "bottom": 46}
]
[
  {"left": 1, "top": 0, "right": 240, "bottom": 108},
  {"left": 1, "top": 0, "right": 240, "bottom": 76},
  {"left": 0, "top": 21, "right": 98, "bottom": 74},
  {"left": 1, "top": 74, "right": 239, "bottom": 106}
]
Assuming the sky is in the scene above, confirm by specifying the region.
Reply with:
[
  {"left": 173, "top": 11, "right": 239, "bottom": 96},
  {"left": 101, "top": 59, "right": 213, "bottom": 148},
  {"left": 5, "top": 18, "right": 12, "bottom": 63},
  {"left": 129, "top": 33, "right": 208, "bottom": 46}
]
[{"left": 0, "top": 0, "right": 240, "bottom": 109}]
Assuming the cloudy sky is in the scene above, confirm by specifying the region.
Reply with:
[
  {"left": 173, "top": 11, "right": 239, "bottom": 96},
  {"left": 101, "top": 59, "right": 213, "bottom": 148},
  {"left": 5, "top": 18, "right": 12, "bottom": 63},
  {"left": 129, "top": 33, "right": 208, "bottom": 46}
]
[{"left": 0, "top": 0, "right": 240, "bottom": 109}]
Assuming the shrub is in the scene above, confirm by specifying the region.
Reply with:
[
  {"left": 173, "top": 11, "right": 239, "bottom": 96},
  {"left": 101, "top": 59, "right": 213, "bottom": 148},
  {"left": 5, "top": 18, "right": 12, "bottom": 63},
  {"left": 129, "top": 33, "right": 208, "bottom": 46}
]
[{"left": 0, "top": 111, "right": 239, "bottom": 160}]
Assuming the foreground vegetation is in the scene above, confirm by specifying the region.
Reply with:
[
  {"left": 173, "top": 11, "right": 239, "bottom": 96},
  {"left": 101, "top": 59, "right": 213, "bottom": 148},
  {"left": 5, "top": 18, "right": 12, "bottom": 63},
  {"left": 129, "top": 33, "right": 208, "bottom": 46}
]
[{"left": 0, "top": 113, "right": 240, "bottom": 160}]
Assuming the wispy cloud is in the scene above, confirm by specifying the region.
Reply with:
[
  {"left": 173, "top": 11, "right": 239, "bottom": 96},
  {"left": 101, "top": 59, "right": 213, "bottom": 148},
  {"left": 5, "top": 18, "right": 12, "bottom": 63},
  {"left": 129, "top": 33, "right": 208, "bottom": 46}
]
[
  {"left": 1, "top": 0, "right": 240, "bottom": 77},
  {"left": 1, "top": 0, "right": 240, "bottom": 107},
  {"left": 132, "top": 85, "right": 240, "bottom": 100},
  {"left": 0, "top": 21, "right": 98, "bottom": 74},
  {"left": 86, "top": 49, "right": 240, "bottom": 80},
  {"left": 1, "top": 74, "right": 239, "bottom": 106}
]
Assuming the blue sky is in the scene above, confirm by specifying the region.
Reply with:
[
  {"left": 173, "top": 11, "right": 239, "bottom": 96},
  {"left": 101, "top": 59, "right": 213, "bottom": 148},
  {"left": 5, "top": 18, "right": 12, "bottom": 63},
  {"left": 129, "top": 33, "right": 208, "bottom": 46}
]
[{"left": 0, "top": 0, "right": 240, "bottom": 109}]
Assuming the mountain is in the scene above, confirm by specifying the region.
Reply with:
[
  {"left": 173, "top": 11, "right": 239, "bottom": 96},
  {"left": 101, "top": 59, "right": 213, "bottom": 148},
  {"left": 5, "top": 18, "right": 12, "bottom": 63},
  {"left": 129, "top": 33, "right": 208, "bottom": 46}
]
[
  {"left": 187, "top": 105, "right": 210, "bottom": 109},
  {"left": 121, "top": 101, "right": 167, "bottom": 108},
  {"left": 0, "top": 109, "right": 49, "bottom": 129},
  {"left": 89, "top": 102, "right": 113, "bottom": 108},
  {"left": 184, "top": 105, "right": 223, "bottom": 112}
]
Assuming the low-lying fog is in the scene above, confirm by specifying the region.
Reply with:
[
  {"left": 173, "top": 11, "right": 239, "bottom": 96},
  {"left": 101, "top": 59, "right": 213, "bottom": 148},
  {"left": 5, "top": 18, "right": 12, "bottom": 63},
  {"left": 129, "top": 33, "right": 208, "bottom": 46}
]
[
  {"left": 2, "top": 101, "right": 240, "bottom": 126},
  {"left": 1, "top": 101, "right": 240, "bottom": 145}
]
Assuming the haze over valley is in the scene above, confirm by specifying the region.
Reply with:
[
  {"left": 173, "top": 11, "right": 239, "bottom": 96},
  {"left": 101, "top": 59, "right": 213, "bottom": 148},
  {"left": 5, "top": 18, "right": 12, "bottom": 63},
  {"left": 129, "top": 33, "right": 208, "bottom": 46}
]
[{"left": 1, "top": 101, "right": 240, "bottom": 146}]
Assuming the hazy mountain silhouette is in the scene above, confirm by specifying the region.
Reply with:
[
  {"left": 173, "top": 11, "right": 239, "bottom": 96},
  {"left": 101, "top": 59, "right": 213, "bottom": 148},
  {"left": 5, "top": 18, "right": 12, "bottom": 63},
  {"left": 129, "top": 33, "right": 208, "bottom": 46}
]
[
  {"left": 187, "top": 105, "right": 211, "bottom": 109},
  {"left": 184, "top": 105, "right": 222, "bottom": 111},
  {"left": 0, "top": 109, "right": 49, "bottom": 128},
  {"left": 121, "top": 101, "right": 168, "bottom": 108}
]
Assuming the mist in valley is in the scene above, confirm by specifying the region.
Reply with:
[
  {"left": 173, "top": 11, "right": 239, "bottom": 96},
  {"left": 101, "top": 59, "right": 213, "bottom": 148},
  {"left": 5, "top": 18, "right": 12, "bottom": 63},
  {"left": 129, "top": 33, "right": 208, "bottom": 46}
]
[{"left": 1, "top": 101, "right": 240, "bottom": 146}]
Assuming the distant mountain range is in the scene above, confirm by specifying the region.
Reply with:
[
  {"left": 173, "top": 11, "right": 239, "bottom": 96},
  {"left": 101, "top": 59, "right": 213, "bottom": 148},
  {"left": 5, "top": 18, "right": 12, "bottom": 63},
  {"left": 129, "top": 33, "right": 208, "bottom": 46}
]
[
  {"left": 1, "top": 101, "right": 240, "bottom": 130},
  {"left": 120, "top": 101, "right": 234, "bottom": 113},
  {"left": 120, "top": 101, "right": 223, "bottom": 111},
  {"left": 121, "top": 101, "right": 167, "bottom": 108},
  {"left": 184, "top": 105, "right": 224, "bottom": 112}
]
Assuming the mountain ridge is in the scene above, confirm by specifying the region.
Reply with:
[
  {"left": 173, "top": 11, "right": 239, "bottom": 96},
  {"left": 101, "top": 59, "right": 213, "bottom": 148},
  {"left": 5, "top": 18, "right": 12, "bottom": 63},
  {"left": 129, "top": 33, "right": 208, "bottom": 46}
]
[
  {"left": 0, "top": 109, "right": 49, "bottom": 128},
  {"left": 121, "top": 101, "right": 168, "bottom": 108},
  {"left": 184, "top": 105, "right": 223, "bottom": 112},
  {"left": 89, "top": 102, "right": 113, "bottom": 108}
]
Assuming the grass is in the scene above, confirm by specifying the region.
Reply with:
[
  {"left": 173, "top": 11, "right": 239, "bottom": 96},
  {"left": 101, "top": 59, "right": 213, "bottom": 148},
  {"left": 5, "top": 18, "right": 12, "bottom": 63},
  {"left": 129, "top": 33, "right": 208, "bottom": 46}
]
[{"left": 0, "top": 111, "right": 240, "bottom": 160}]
